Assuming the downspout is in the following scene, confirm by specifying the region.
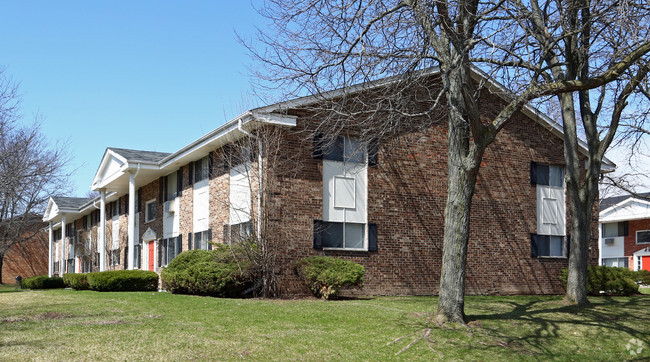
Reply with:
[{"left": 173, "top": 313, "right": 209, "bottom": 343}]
[{"left": 238, "top": 118, "right": 263, "bottom": 239}]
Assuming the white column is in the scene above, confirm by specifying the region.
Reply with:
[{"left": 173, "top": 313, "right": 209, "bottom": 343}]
[
  {"left": 99, "top": 189, "right": 107, "bottom": 272},
  {"left": 127, "top": 171, "right": 136, "bottom": 270},
  {"left": 597, "top": 223, "right": 602, "bottom": 266},
  {"left": 60, "top": 214, "right": 66, "bottom": 275},
  {"left": 48, "top": 222, "right": 53, "bottom": 277}
]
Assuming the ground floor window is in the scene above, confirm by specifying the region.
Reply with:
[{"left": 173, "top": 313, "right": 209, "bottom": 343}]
[
  {"left": 109, "top": 249, "right": 120, "bottom": 266},
  {"left": 530, "top": 234, "right": 566, "bottom": 257},
  {"left": 602, "top": 257, "right": 628, "bottom": 268},
  {"left": 159, "top": 236, "right": 182, "bottom": 267},
  {"left": 313, "top": 220, "right": 378, "bottom": 251},
  {"left": 193, "top": 229, "right": 213, "bottom": 250},
  {"left": 67, "top": 259, "right": 75, "bottom": 273},
  {"left": 224, "top": 222, "right": 251, "bottom": 244}
]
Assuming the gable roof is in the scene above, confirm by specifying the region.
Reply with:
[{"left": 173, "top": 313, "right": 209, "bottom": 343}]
[
  {"left": 108, "top": 148, "right": 171, "bottom": 163},
  {"left": 50, "top": 197, "right": 93, "bottom": 210},
  {"left": 599, "top": 192, "right": 650, "bottom": 223},
  {"left": 255, "top": 66, "right": 616, "bottom": 171},
  {"left": 600, "top": 192, "right": 650, "bottom": 211}
]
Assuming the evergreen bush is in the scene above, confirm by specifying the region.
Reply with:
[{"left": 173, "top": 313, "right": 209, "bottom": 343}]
[
  {"left": 560, "top": 266, "right": 639, "bottom": 296},
  {"left": 295, "top": 256, "right": 365, "bottom": 299},
  {"left": 63, "top": 273, "right": 90, "bottom": 290},
  {"left": 161, "top": 246, "right": 252, "bottom": 297},
  {"left": 86, "top": 270, "right": 159, "bottom": 292},
  {"left": 22, "top": 275, "right": 65, "bottom": 289}
]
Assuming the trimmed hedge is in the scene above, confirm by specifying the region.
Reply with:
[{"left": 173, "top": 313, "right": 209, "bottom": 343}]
[
  {"left": 86, "top": 270, "right": 159, "bottom": 292},
  {"left": 161, "top": 246, "right": 252, "bottom": 298},
  {"left": 22, "top": 275, "right": 65, "bottom": 289},
  {"left": 63, "top": 273, "right": 90, "bottom": 290},
  {"left": 295, "top": 256, "right": 365, "bottom": 299},
  {"left": 560, "top": 266, "right": 641, "bottom": 296}
]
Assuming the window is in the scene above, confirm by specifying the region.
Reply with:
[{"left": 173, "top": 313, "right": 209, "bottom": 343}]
[
  {"left": 133, "top": 241, "right": 142, "bottom": 269},
  {"left": 224, "top": 222, "right": 251, "bottom": 244},
  {"left": 317, "top": 221, "right": 364, "bottom": 249},
  {"left": 637, "top": 230, "right": 650, "bottom": 244},
  {"left": 314, "top": 134, "right": 367, "bottom": 163},
  {"left": 145, "top": 200, "right": 156, "bottom": 222},
  {"left": 166, "top": 172, "right": 178, "bottom": 201},
  {"left": 193, "top": 229, "right": 213, "bottom": 250},
  {"left": 531, "top": 162, "right": 566, "bottom": 257},
  {"left": 314, "top": 135, "right": 377, "bottom": 251},
  {"left": 602, "top": 222, "right": 628, "bottom": 238},
  {"left": 194, "top": 156, "right": 209, "bottom": 183},
  {"left": 158, "top": 235, "right": 182, "bottom": 267},
  {"left": 109, "top": 249, "right": 120, "bottom": 266},
  {"left": 110, "top": 200, "right": 119, "bottom": 217},
  {"left": 602, "top": 257, "right": 628, "bottom": 268},
  {"left": 531, "top": 234, "right": 566, "bottom": 257}
]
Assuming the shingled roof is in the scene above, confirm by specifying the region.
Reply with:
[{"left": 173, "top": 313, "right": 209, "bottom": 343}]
[
  {"left": 109, "top": 148, "right": 171, "bottom": 163},
  {"left": 600, "top": 192, "right": 650, "bottom": 211},
  {"left": 51, "top": 196, "right": 93, "bottom": 210}
]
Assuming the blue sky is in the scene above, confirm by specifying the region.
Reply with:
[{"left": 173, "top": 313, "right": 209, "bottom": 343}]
[{"left": 0, "top": 1, "right": 265, "bottom": 197}]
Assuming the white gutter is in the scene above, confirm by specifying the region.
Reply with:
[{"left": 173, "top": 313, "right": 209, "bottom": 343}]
[{"left": 238, "top": 118, "right": 263, "bottom": 240}]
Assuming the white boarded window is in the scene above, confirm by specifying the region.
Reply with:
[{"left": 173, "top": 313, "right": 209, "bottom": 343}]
[
  {"left": 230, "top": 162, "right": 251, "bottom": 225},
  {"left": 334, "top": 176, "right": 356, "bottom": 209},
  {"left": 541, "top": 197, "right": 558, "bottom": 224}
]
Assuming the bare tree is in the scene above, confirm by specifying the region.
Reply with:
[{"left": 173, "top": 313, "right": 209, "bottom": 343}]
[
  {"left": 490, "top": 0, "right": 650, "bottom": 305},
  {"left": 211, "top": 126, "right": 304, "bottom": 297},
  {"left": 246, "top": 0, "right": 645, "bottom": 322},
  {"left": 0, "top": 69, "right": 72, "bottom": 283}
]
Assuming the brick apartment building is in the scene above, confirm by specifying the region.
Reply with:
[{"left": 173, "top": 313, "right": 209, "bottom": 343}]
[
  {"left": 43, "top": 69, "right": 612, "bottom": 295},
  {"left": 599, "top": 193, "right": 650, "bottom": 271}
]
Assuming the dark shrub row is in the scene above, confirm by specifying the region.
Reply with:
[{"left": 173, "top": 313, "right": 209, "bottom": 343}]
[
  {"left": 560, "top": 266, "right": 649, "bottom": 296},
  {"left": 63, "top": 273, "right": 90, "bottom": 290},
  {"left": 295, "top": 256, "right": 365, "bottom": 299},
  {"left": 22, "top": 275, "right": 65, "bottom": 289},
  {"left": 86, "top": 270, "right": 159, "bottom": 292},
  {"left": 161, "top": 246, "right": 252, "bottom": 297}
]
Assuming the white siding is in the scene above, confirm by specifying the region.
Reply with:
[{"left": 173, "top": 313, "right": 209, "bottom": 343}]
[
  {"left": 229, "top": 163, "right": 251, "bottom": 225},
  {"left": 323, "top": 160, "right": 367, "bottom": 223},
  {"left": 193, "top": 179, "right": 210, "bottom": 232}
]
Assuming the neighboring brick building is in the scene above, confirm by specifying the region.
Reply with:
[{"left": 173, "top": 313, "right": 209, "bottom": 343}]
[
  {"left": 43, "top": 69, "right": 611, "bottom": 295},
  {"left": 1, "top": 216, "right": 48, "bottom": 284},
  {"left": 599, "top": 193, "right": 650, "bottom": 271}
]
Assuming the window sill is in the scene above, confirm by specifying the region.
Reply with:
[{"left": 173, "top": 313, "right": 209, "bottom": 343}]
[
  {"left": 144, "top": 219, "right": 155, "bottom": 224},
  {"left": 323, "top": 247, "right": 368, "bottom": 252},
  {"left": 537, "top": 256, "right": 567, "bottom": 259}
]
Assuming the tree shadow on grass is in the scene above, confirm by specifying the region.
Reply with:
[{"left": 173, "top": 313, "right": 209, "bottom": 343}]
[{"left": 466, "top": 296, "right": 650, "bottom": 357}]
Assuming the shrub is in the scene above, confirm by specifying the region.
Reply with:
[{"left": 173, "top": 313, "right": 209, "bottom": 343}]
[
  {"left": 161, "top": 246, "right": 253, "bottom": 298},
  {"left": 63, "top": 273, "right": 89, "bottom": 290},
  {"left": 636, "top": 269, "right": 650, "bottom": 285},
  {"left": 560, "top": 266, "right": 639, "bottom": 296},
  {"left": 87, "top": 270, "right": 159, "bottom": 292},
  {"left": 295, "top": 256, "right": 365, "bottom": 299},
  {"left": 22, "top": 275, "right": 65, "bottom": 289}
]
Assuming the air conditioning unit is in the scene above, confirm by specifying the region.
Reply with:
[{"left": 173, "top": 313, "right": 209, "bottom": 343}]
[
  {"left": 604, "top": 238, "right": 615, "bottom": 246},
  {"left": 164, "top": 200, "right": 175, "bottom": 214}
]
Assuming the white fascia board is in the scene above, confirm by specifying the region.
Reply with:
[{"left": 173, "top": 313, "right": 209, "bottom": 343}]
[
  {"left": 249, "top": 112, "right": 297, "bottom": 127},
  {"left": 158, "top": 112, "right": 297, "bottom": 170},
  {"left": 158, "top": 113, "right": 251, "bottom": 170},
  {"left": 91, "top": 149, "right": 128, "bottom": 188}
]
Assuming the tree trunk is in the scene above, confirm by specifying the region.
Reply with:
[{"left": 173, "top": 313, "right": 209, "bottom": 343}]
[
  {"left": 564, "top": 178, "right": 598, "bottom": 305},
  {"left": 436, "top": 162, "right": 478, "bottom": 324},
  {"left": 0, "top": 252, "right": 4, "bottom": 284}
]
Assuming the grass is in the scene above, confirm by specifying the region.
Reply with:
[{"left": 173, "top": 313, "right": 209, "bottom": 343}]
[{"left": 1, "top": 287, "right": 649, "bottom": 360}]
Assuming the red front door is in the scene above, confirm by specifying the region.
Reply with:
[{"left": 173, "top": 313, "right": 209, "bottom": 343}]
[
  {"left": 148, "top": 242, "right": 155, "bottom": 271},
  {"left": 643, "top": 256, "right": 650, "bottom": 272}
]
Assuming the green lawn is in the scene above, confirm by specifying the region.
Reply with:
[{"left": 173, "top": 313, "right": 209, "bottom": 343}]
[{"left": 1, "top": 286, "right": 648, "bottom": 360}]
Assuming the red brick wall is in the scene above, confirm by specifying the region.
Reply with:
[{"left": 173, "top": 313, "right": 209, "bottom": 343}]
[
  {"left": 2, "top": 232, "right": 48, "bottom": 284},
  {"left": 265, "top": 95, "right": 599, "bottom": 296},
  {"left": 624, "top": 218, "right": 650, "bottom": 256}
]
